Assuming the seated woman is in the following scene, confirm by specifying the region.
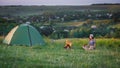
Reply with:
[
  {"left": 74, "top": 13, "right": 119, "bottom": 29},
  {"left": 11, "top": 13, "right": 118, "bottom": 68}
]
[
  {"left": 64, "top": 39, "right": 72, "bottom": 49},
  {"left": 83, "top": 34, "right": 96, "bottom": 50}
]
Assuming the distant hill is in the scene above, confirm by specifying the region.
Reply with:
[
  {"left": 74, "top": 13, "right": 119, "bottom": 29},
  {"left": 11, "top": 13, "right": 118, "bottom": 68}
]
[
  {"left": 0, "top": 5, "right": 120, "bottom": 16},
  {"left": 92, "top": 3, "right": 120, "bottom": 5}
]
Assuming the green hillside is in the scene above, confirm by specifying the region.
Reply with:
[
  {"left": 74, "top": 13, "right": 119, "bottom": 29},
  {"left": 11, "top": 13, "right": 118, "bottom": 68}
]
[{"left": 0, "top": 5, "right": 120, "bottom": 38}]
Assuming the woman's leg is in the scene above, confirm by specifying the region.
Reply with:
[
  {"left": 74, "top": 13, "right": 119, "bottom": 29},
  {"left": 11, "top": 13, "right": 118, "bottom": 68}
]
[{"left": 89, "top": 46, "right": 94, "bottom": 50}]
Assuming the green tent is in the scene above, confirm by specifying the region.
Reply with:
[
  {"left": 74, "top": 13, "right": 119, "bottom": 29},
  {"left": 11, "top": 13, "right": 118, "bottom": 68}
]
[{"left": 3, "top": 24, "right": 45, "bottom": 46}]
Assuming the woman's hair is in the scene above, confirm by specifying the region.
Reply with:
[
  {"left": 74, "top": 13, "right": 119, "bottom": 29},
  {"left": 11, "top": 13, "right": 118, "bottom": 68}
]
[
  {"left": 89, "top": 36, "right": 94, "bottom": 39},
  {"left": 91, "top": 36, "right": 94, "bottom": 39},
  {"left": 89, "top": 34, "right": 94, "bottom": 39}
]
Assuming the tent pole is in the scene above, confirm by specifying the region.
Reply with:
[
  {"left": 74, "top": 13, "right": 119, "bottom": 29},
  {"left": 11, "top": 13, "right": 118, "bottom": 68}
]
[{"left": 27, "top": 26, "right": 32, "bottom": 46}]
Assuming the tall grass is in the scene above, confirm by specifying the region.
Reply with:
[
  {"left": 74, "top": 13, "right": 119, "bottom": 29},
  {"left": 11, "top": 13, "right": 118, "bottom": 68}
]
[
  {"left": 0, "top": 38, "right": 120, "bottom": 68},
  {"left": 96, "top": 38, "right": 120, "bottom": 47}
]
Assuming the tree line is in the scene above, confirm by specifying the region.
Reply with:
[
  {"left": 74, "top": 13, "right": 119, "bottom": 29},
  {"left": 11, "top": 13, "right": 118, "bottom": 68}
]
[{"left": 0, "top": 10, "right": 120, "bottom": 39}]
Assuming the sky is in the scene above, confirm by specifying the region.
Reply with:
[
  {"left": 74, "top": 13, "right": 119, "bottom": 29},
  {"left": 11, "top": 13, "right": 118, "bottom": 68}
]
[{"left": 0, "top": 0, "right": 120, "bottom": 6}]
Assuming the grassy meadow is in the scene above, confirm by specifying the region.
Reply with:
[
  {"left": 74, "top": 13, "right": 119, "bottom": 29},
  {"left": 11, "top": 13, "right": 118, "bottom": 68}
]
[
  {"left": 0, "top": 37, "right": 120, "bottom": 68},
  {"left": 0, "top": 4, "right": 120, "bottom": 68}
]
